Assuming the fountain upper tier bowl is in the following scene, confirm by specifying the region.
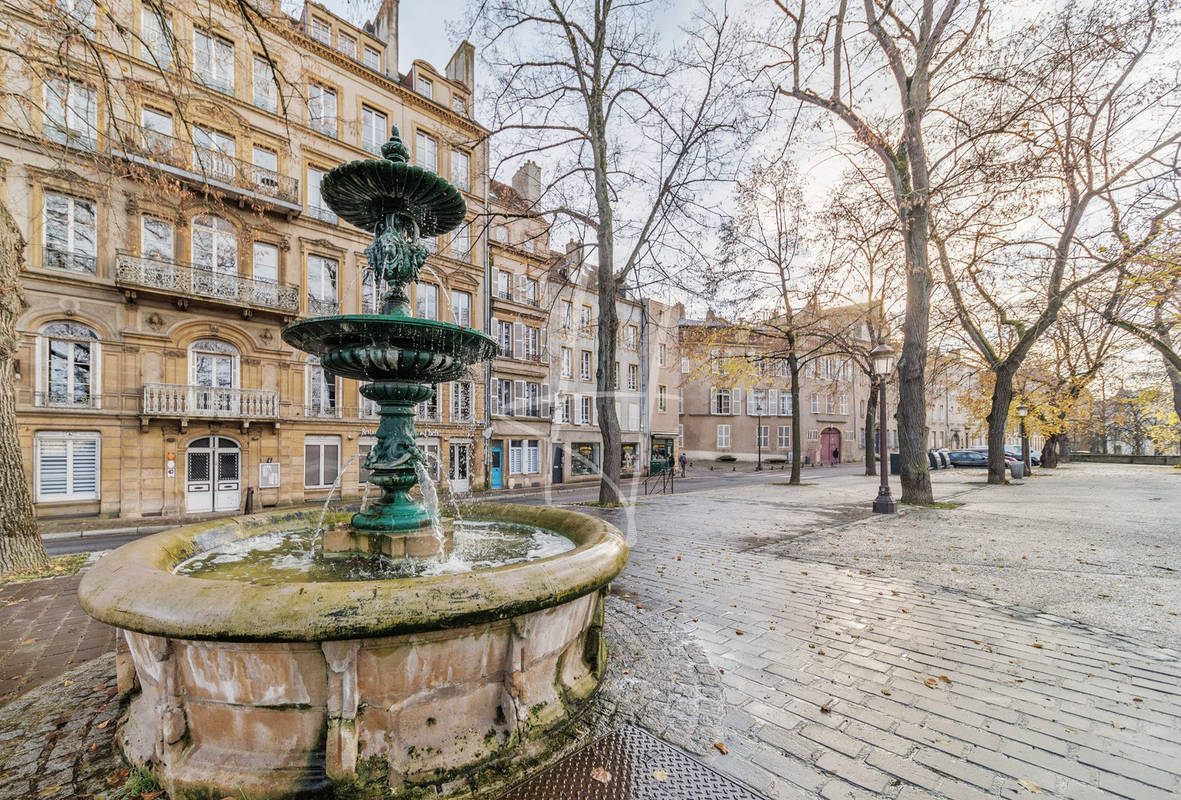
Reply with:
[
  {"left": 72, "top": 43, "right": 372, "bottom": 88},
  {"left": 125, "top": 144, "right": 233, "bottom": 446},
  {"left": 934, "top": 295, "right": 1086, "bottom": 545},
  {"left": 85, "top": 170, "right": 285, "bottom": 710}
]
[
  {"left": 283, "top": 315, "right": 498, "bottom": 384},
  {"left": 78, "top": 503, "right": 628, "bottom": 800}
]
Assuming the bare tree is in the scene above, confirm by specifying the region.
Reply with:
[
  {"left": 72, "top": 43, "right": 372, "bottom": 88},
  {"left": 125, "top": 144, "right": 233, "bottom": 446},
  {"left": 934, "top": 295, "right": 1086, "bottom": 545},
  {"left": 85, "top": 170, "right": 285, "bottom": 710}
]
[
  {"left": 937, "top": 0, "right": 1181, "bottom": 483},
  {"left": 768, "top": 0, "right": 988, "bottom": 504},
  {"left": 476, "top": 0, "right": 752, "bottom": 503}
]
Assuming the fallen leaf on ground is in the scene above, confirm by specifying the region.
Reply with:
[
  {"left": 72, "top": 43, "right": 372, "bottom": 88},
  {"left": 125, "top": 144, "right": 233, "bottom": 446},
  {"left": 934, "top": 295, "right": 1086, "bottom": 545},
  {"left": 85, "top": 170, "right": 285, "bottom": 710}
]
[
  {"left": 140, "top": 792, "right": 165, "bottom": 799},
  {"left": 1031, "top": 643, "right": 1044, "bottom": 649},
  {"left": 938, "top": 675, "right": 952, "bottom": 684},
  {"left": 713, "top": 742, "right": 728, "bottom": 754},
  {"left": 820, "top": 704, "right": 832, "bottom": 714},
  {"left": 924, "top": 677, "right": 939, "bottom": 688},
  {"left": 881, "top": 689, "right": 892, "bottom": 696},
  {"left": 95, "top": 719, "right": 111, "bottom": 730},
  {"left": 590, "top": 766, "right": 611, "bottom": 784},
  {"left": 1017, "top": 778, "right": 1044, "bottom": 793},
  {"left": 652, "top": 769, "right": 669, "bottom": 781}
]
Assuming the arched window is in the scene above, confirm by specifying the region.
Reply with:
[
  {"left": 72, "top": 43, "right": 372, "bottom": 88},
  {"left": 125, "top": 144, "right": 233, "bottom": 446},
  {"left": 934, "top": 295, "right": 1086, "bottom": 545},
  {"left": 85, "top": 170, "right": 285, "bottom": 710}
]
[
  {"left": 189, "top": 339, "right": 239, "bottom": 412},
  {"left": 39, "top": 321, "right": 100, "bottom": 407},
  {"left": 191, "top": 215, "right": 237, "bottom": 274}
]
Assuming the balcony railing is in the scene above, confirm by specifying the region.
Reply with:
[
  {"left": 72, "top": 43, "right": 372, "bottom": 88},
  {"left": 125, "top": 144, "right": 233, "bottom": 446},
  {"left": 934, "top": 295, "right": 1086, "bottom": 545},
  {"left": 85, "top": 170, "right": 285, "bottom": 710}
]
[
  {"left": 116, "top": 253, "right": 300, "bottom": 314},
  {"left": 34, "top": 391, "right": 102, "bottom": 409},
  {"left": 306, "top": 204, "right": 338, "bottom": 224},
  {"left": 143, "top": 384, "right": 278, "bottom": 419},
  {"left": 40, "top": 246, "right": 98, "bottom": 275},
  {"left": 112, "top": 121, "right": 299, "bottom": 206}
]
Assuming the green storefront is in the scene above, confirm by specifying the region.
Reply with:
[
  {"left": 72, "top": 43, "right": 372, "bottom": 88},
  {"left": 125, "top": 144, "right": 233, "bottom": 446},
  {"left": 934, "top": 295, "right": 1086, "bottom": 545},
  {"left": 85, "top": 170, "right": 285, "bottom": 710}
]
[{"left": 649, "top": 435, "right": 676, "bottom": 475}]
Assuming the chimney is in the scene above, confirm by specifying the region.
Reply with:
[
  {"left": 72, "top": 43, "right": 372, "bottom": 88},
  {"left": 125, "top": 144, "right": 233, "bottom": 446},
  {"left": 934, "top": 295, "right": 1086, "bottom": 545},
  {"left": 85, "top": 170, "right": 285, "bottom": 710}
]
[
  {"left": 512, "top": 161, "right": 541, "bottom": 204},
  {"left": 446, "top": 41, "right": 476, "bottom": 90},
  {"left": 369, "top": 0, "right": 399, "bottom": 79}
]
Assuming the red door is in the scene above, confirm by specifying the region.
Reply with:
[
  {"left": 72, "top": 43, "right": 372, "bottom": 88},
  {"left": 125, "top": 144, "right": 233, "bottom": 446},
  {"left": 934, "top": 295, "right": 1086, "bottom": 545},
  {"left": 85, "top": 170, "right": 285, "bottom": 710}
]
[{"left": 820, "top": 427, "right": 842, "bottom": 465}]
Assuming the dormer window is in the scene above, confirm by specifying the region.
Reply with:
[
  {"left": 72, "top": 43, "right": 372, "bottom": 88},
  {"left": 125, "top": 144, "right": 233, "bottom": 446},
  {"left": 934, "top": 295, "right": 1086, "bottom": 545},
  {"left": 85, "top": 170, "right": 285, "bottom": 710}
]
[
  {"left": 416, "top": 75, "right": 433, "bottom": 100},
  {"left": 310, "top": 17, "right": 330, "bottom": 45}
]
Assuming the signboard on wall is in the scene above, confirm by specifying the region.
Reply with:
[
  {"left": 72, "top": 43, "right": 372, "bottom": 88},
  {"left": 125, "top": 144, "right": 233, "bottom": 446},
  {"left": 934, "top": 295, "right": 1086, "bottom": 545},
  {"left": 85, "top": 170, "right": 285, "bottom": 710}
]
[{"left": 259, "top": 462, "right": 280, "bottom": 489}]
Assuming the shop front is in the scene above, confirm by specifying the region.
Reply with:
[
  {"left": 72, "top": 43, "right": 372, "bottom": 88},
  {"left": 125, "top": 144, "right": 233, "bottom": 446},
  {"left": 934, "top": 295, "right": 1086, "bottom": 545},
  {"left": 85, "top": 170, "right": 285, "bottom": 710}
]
[
  {"left": 571, "top": 441, "right": 601, "bottom": 478},
  {"left": 649, "top": 435, "right": 676, "bottom": 475}
]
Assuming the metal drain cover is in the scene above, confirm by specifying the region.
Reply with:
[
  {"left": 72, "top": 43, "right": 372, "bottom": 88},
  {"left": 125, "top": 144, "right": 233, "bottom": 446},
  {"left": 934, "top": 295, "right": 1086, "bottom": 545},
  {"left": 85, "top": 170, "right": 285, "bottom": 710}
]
[{"left": 494, "top": 724, "right": 770, "bottom": 799}]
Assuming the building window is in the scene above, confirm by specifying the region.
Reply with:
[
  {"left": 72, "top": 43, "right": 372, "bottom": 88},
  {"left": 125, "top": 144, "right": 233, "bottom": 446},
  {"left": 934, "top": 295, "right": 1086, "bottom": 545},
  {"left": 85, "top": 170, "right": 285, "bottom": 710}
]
[
  {"left": 40, "top": 321, "right": 99, "bottom": 407},
  {"left": 580, "top": 395, "right": 594, "bottom": 425},
  {"left": 561, "top": 300, "right": 573, "bottom": 329},
  {"left": 572, "top": 442, "right": 599, "bottom": 475},
  {"left": 558, "top": 394, "right": 572, "bottom": 423},
  {"left": 450, "top": 381, "right": 473, "bottom": 422},
  {"left": 415, "top": 283, "right": 439, "bottom": 319},
  {"left": 336, "top": 31, "right": 356, "bottom": 57},
  {"left": 43, "top": 192, "right": 96, "bottom": 273},
  {"left": 416, "top": 384, "right": 440, "bottom": 421},
  {"left": 44, "top": 77, "right": 96, "bottom": 148},
  {"left": 758, "top": 425, "right": 769, "bottom": 448},
  {"left": 579, "top": 305, "right": 593, "bottom": 333},
  {"left": 613, "top": 362, "right": 619, "bottom": 389},
  {"left": 307, "top": 255, "right": 338, "bottom": 314},
  {"left": 306, "top": 165, "right": 335, "bottom": 223},
  {"left": 625, "top": 325, "right": 638, "bottom": 349},
  {"left": 306, "top": 357, "right": 337, "bottom": 416},
  {"left": 839, "top": 394, "right": 849, "bottom": 414},
  {"left": 450, "top": 223, "right": 470, "bottom": 259},
  {"left": 416, "top": 74, "right": 433, "bottom": 99},
  {"left": 515, "top": 381, "right": 541, "bottom": 417},
  {"left": 140, "top": 106, "right": 173, "bottom": 152},
  {"left": 451, "top": 290, "right": 472, "bottom": 327},
  {"left": 711, "top": 388, "right": 731, "bottom": 415},
  {"left": 452, "top": 95, "right": 467, "bottom": 115},
  {"left": 498, "top": 320, "right": 513, "bottom": 357},
  {"left": 192, "top": 125, "right": 235, "bottom": 181},
  {"left": 658, "top": 343, "right": 666, "bottom": 367},
  {"left": 361, "top": 106, "right": 387, "bottom": 154},
  {"left": 451, "top": 149, "right": 471, "bottom": 192},
  {"left": 141, "top": 6, "right": 172, "bottom": 68},
  {"left": 524, "top": 326, "right": 541, "bottom": 360},
  {"left": 561, "top": 347, "right": 573, "bottom": 378},
  {"left": 657, "top": 384, "right": 667, "bottom": 412},
  {"left": 309, "top": 16, "right": 331, "bottom": 44},
  {"left": 252, "top": 242, "right": 278, "bottom": 283},
  {"left": 494, "top": 379, "right": 512, "bottom": 416},
  {"left": 252, "top": 56, "right": 277, "bottom": 112},
  {"left": 749, "top": 388, "right": 769, "bottom": 415},
  {"left": 777, "top": 425, "right": 791, "bottom": 448},
  {"left": 496, "top": 270, "right": 512, "bottom": 300},
  {"left": 579, "top": 350, "right": 592, "bottom": 381},
  {"left": 59, "top": 0, "right": 96, "bottom": 33},
  {"left": 808, "top": 429, "right": 819, "bottom": 441},
  {"left": 191, "top": 215, "right": 237, "bottom": 274},
  {"left": 716, "top": 424, "right": 731, "bottom": 448},
  {"left": 308, "top": 84, "right": 337, "bottom": 136},
  {"left": 193, "top": 29, "right": 234, "bottom": 95},
  {"left": 810, "top": 393, "right": 820, "bottom": 413},
  {"left": 141, "top": 215, "right": 173, "bottom": 260},
  {"left": 35, "top": 432, "right": 99, "bottom": 502},
  {"left": 415, "top": 131, "right": 437, "bottom": 172},
  {"left": 627, "top": 363, "right": 638, "bottom": 391},
  {"left": 363, "top": 46, "right": 381, "bottom": 70},
  {"left": 779, "top": 392, "right": 793, "bottom": 415},
  {"left": 524, "top": 277, "right": 539, "bottom": 306},
  {"left": 361, "top": 270, "right": 378, "bottom": 314},
  {"left": 826, "top": 395, "right": 836, "bottom": 413},
  {"left": 681, "top": 357, "right": 690, "bottom": 374},
  {"left": 509, "top": 439, "right": 540, "bottom": 475},
  {"left": 304, "top": 435, "right": 340, "bottom": 488}
]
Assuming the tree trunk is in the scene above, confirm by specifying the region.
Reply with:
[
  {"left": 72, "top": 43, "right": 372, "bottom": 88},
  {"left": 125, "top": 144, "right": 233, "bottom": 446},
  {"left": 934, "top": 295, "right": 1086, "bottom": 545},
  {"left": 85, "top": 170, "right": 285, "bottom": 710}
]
[
  {"left": 985, "top": 367, "right": 1016, "bottom": 484},
  {"left": 789, "top": 359, "right": 802, "bottom": 485},
  {"left": 1058, "top": 436, "right": 1070, "bottom": 463},
  {"left": 1041, "top": 433, "right": 1060, "bottom": 468},
  {"left": 864, "top": 379, "right": 878, "bottom": 476},
  {"left": 0, "top": 201, "right": 48, "bottom": 573},
  {"left": 897, "top": 209, "right": 933, "bottom": 504},
  {"left": 595, "top": 272, "right": 621, "bottom": 505}
]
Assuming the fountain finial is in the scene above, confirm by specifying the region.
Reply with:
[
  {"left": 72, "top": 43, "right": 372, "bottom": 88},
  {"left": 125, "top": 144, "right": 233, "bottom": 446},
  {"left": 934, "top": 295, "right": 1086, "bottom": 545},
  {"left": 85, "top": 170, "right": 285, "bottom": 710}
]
[{"left": 381, "top": 125, "right": 410, "bottom": 163}]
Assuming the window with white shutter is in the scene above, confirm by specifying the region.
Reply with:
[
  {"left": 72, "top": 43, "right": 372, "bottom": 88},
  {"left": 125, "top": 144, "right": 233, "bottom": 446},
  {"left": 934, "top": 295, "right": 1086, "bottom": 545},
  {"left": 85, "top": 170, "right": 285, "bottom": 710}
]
[
  {"left": 716, "top": 424, "right": 730, "bottom": 448},
  {"left": 35, "top": 432, "right": 99, "bottom": 502}
]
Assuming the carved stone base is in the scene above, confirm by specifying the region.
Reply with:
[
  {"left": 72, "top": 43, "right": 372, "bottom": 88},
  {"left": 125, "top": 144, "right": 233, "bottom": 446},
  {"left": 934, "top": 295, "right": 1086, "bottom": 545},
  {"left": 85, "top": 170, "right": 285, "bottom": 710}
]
[{"left": 320, "top": 522, "right": 452, "bottom": 560}]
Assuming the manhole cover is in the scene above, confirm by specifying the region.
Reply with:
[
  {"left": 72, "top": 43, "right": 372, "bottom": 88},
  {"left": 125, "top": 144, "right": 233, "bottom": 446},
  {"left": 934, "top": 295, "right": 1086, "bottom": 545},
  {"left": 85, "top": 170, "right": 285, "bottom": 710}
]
[{"left": 494, "top": 724, "right": 770, "bottom": 799}]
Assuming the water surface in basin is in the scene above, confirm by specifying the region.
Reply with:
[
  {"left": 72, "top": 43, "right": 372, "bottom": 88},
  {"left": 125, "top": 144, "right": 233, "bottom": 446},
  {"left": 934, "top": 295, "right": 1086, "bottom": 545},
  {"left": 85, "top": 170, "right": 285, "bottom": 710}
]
[{"left": 174, "top": 520, "right": 576, "bottom": 582}]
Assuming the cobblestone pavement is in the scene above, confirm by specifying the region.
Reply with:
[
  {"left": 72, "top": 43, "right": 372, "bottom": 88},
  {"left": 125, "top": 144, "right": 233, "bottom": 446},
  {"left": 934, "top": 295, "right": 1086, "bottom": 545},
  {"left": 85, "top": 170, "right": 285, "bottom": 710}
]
[
  {"left": 0, "top": 568, "right": 116, "bottom": 703},
  {"left": 588, "top": 465, "right": 1181, "bottom": 799},
  {"left": 0, "top": 654, "right": 124, "bottom": 800}
]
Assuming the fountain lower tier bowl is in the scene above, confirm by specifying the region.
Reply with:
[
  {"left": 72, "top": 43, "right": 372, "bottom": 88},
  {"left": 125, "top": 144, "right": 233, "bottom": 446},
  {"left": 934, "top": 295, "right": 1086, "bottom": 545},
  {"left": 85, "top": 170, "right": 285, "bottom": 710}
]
[
  {"left": 282, "top": 315, "right": 498, "bottom": 383},
  {"left": 77, "top": 503, "right": 628, "bottom": 800}
]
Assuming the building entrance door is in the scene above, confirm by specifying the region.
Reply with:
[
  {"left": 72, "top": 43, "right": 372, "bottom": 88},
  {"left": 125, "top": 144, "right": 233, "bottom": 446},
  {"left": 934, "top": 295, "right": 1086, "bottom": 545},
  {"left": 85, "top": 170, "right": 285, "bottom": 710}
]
[
  {"left": 186, "top": 436, "right": 241, "bottom": 513},
  {"left": 551, "top": 444, "right": 564, "bottom": 484},
  {"left": 820, "top": 427, "right": 842, "bottom": 466},
  {"left": 490, "top": 441, "right": 503, "bottom": 489},
  {"left": 449, "top": 442, "right": 471, "bottom": 493}
]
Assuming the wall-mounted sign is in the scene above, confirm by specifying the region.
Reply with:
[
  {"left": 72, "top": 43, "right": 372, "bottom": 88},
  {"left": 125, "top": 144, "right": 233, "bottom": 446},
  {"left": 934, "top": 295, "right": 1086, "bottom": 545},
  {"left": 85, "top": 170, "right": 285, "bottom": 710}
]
[{"left": 259, "top": 462, "right": 280, "bottom": 489}]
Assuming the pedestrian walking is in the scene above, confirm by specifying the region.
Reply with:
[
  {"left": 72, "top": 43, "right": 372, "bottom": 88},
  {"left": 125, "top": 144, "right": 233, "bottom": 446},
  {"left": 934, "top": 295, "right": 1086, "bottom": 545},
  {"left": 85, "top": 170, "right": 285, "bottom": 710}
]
[
  {"left": 678, "top": 452, "right": 687, "bottom": 477},
  {"left": 832, "top": 446, "right": 841, "bottom": 465}
]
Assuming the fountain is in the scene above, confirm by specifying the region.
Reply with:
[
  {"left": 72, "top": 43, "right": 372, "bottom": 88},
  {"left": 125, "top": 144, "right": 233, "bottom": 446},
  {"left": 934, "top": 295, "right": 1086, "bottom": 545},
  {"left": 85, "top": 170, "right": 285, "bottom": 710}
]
[{"left": 78, "top": 128, "right": 628, "bottom": 800}]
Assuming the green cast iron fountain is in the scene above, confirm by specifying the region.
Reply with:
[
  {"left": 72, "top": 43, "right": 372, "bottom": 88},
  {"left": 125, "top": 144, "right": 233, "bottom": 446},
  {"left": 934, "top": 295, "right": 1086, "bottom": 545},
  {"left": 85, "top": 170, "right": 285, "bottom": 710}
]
[{"left": 283, "top": 127, "right": 497, "bottom": 552}]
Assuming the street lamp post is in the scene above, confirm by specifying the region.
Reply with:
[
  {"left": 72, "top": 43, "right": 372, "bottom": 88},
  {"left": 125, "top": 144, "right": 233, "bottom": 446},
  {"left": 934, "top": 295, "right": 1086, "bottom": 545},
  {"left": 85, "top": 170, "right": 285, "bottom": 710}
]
[
  {"left": 756, "top": 408, "right": 763, "bottom": 471},
  {"left": 871, "top": 343, "right": 896, "bottom": 513},
  {"left": 1016, "top": 402, "right": 1031, "bottom": 477}
]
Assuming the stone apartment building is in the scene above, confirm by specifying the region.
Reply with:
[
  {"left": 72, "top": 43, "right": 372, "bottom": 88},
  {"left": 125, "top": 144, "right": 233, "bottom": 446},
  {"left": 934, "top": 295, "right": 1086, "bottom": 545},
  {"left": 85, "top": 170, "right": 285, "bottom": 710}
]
[
  {"left": 645, "top": 299, "right": 682, "bottom": 471},
  {"left": 3, "top": 0, "right": 491, "bottom": 518},
  {"left": 678, "top": 312, "right": 875, "bottom": 466},
  {"left": 546, "top": 244, "right": 648, "bottom": 485}
]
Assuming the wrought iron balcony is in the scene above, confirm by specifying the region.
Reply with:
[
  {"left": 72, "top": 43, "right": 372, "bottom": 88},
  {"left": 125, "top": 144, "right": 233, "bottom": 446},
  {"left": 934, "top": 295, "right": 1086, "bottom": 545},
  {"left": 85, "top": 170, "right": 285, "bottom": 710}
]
[
  {"left": 305, "top": 204, "right": 338, "bottom": 224},
  {"left": 33, "top": 391, "right": 102, "bottom": 409},
  {"left": 111, "top": 121, "right": 299, "bottom": 207},
  {"left": 39, "top": 245, "right": 98, "bottom": 275},
  {"left": 143, "top": 384, "right": 278, "bottom": 420},
  {"left": 116, "top": 253, "right": 300, "bottom": 314}
]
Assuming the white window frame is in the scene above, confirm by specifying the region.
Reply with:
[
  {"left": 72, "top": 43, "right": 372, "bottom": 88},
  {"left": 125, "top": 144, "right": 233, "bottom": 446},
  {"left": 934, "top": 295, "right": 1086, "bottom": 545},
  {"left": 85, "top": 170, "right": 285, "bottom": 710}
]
[
  {"left": 252, "top": 56, "right": 277, "bottom": 112},
  {"left": 39, "top": 321, "right": 100, "bottom": 408},
  {"left": 43, "top": 191, "right": 97, "bottom": 272},
  {"left": 758, "top": 425, "right": 769, "bottom": 448},
  {"left": 304, "top": 435, "right": 340, "bottom": 488},
  {"left": 415, "top": 283, "right": 439, "bottom": 320},
  {"left": 579, "top": 350, "right": 592, "bottom": 382},
  {"left": 35, "top": 431, "right": 100, "bottom": 502},
  {"left": 363, "top": 46, "right": 381, "bottom": 70},
  {"left": 308, "top": 84, "right": 338, "bottom": 136},
  {"left": 306, "top": 358, "right": 338, "bottom": 417},
  {"left": 561, "top": 347, "right": 573, "bottom": 378},
  {"left": 716, "top": 424, "right": 731, "bottom": 449},
  {"left": 193, "top": 29, "right": 234, "bottom": 94},
  {"left": 450, "top": 381, "right": 473, "bottom": 422},
  {"left": 451, "top": 149, "right": 471, "bottom": 192},
  {"left": 450, "top": 290, "right": 472, "bottom": 327},
  {"left": 361, "top": 106, "right": 387, "bottom": 154},
  {"left": 415, "top": 130, "right": 438, "bottom": 172},
  {"left": 777, "top": 425, "right": 791, "bottom": 448}
]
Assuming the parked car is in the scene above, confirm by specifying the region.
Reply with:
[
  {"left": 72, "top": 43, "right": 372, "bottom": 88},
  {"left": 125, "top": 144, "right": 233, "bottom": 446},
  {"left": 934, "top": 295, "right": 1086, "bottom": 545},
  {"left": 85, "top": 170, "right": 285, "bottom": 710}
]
[
  {"left": 1004, "top": 445, "right": 1041, "bottom": 466},
  {"left": 967, "top": 446, "right": 1018, "bottom": 463},
  {"left": 948, "top": 450, "right": 988, "bottom": 467}
]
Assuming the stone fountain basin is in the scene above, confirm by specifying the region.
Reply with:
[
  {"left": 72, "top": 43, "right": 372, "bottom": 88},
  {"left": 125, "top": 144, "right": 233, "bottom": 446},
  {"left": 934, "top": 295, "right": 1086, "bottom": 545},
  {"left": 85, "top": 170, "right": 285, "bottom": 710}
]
[
  {"left": 78, "top": 503, "right": 628, "bottom": 800},
  {"left": 283, "top": 315, "right": 499, "bottom": 383}
]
